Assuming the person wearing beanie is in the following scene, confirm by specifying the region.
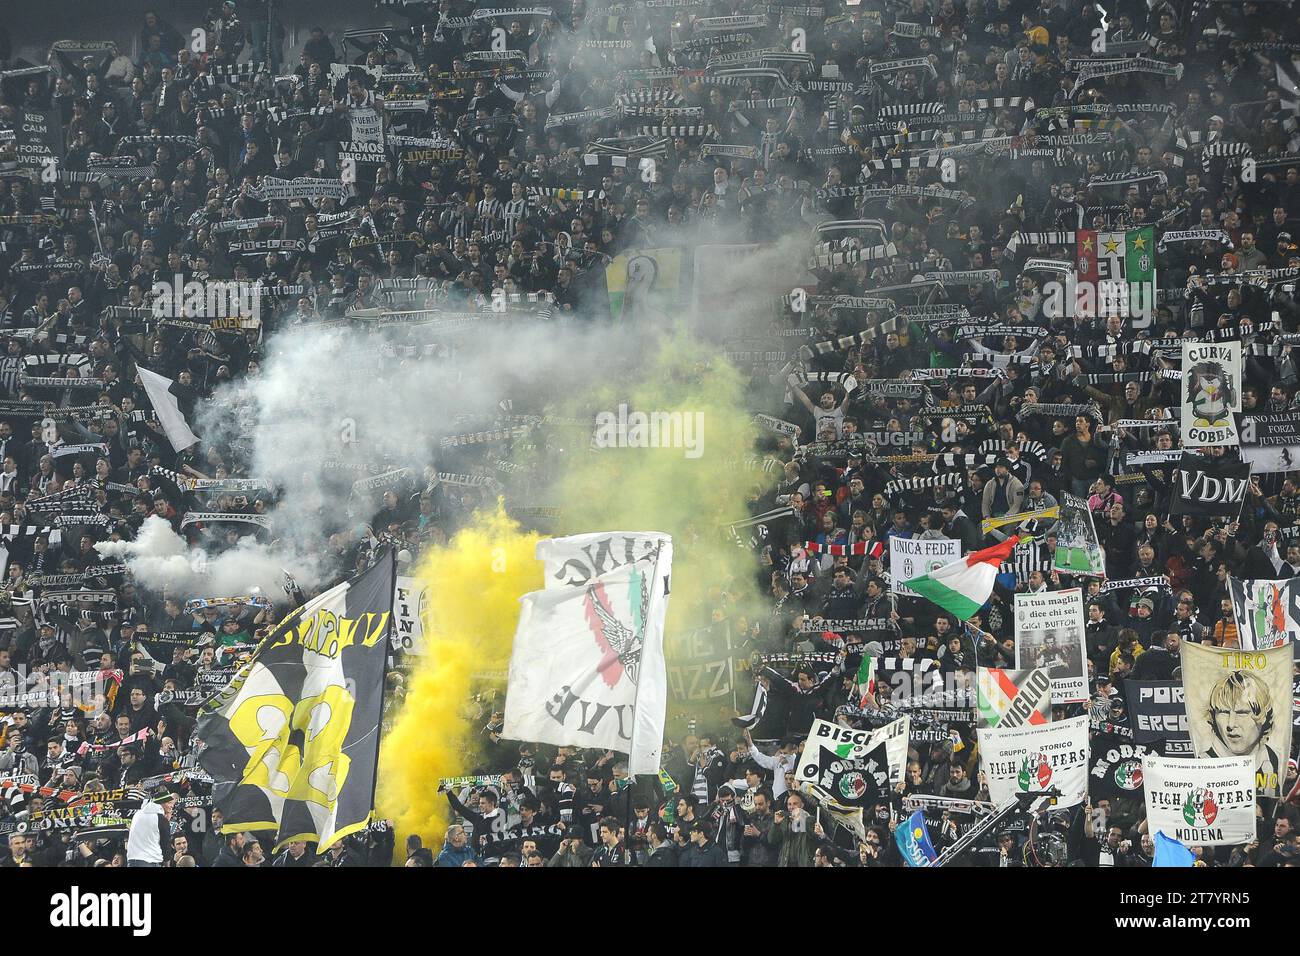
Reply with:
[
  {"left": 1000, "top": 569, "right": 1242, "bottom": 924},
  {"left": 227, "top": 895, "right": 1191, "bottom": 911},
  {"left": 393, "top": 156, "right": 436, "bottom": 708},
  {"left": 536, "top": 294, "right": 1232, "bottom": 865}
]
[{"left": 126, "top": 790, "right": 175, "bottom": 867}]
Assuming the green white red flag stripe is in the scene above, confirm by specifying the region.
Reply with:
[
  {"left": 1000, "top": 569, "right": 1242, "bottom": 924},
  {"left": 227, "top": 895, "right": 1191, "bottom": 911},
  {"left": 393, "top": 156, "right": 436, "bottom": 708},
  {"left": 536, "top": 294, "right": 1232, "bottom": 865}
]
[{"left": 901, "top": 536, "right": 1021, "bottom": 620}]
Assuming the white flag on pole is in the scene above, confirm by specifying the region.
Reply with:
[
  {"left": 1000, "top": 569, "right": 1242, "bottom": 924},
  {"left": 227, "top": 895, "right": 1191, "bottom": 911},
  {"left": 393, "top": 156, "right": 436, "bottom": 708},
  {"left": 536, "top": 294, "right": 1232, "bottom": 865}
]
[{"left": 504, "top": 535, "right": 671, "bottom": 774}]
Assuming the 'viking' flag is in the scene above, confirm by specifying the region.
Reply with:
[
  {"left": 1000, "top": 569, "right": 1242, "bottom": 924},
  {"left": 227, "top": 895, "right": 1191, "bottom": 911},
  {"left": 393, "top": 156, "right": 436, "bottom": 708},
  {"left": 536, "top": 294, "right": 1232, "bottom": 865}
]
[
  {"left": 137, "top": 366, "right": 200, "bottom": 451},
  {"left": 195, "top": 552, "right": 395, "bottom": 851},
  {"left": 1075, "top": 226, "right": 1155, "bottom": 318},
  {"left": 895, "top": 808, "right": 939, "bottom": 866},
  {"left": 902, "top": 536, "right": 1021, "bottom": 620}
]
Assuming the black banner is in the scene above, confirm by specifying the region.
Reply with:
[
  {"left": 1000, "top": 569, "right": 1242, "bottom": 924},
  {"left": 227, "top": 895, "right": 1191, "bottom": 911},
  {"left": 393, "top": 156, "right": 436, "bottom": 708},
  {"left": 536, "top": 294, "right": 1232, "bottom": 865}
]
[
  {"left": 1087, "top": 735, "right": 1158, "bottom": 799},
  {"left": 15, "top": 107, "right": 64, "bottom": 172},
  {"left": 1125, "top": 680, "right": 1192, "bottom": 749},
  {"left": 1239, "top": 413, "right": 1300, "bottom": 447},
  {"left": 1168, "top": 454, "right": 1250, "bottom": 519}
]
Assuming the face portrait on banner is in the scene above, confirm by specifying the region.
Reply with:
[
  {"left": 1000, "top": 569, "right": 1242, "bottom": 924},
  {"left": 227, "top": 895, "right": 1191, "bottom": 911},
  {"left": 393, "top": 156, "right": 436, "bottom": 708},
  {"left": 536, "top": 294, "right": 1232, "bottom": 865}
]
[{"left": 1180, "top": 642, "right": 1292, "bottom": 797}]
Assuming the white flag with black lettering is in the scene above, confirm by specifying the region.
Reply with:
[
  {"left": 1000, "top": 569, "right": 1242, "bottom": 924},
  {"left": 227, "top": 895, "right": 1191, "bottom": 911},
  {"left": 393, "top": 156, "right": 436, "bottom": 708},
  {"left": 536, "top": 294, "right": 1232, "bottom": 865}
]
[
  {"left": 504, "top": 539, "right": 671, "bottom": 774},
  {"left": 1141, "top": 754, "right": 1256, "bottom": 846}
]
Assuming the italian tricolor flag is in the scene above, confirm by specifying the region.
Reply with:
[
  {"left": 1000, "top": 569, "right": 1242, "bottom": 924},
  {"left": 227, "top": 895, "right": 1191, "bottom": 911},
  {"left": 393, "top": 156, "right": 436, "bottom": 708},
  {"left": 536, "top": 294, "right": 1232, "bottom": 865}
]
[
  {"left": 902, "top": 536, "right": 1020, "bottom": 620},
  {"left": 854, "top": 656, "right": 877, "bottom": 709}
]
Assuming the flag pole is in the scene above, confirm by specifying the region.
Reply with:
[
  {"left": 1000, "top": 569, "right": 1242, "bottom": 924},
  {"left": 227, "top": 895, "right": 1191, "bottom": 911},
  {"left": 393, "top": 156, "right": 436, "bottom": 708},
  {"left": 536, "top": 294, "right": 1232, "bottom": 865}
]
[{"left": 367, "top": 545, "right": 399, "bottom": 837}]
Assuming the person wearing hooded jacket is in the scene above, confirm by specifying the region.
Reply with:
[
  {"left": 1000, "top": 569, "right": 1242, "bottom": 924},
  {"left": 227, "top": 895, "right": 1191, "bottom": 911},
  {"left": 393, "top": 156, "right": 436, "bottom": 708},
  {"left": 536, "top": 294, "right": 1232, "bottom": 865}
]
[{"left": 435, "top": 825, "right": 475, "bottom": 867}]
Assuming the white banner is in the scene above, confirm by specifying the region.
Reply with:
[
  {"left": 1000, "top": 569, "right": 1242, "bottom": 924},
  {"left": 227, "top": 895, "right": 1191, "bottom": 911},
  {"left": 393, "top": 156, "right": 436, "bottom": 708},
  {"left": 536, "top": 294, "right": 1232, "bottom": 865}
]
[
  {"left": 349, "top": 106, "right": 384, "bottom": 145},
  {"left": 505, "top": 536, "right": 672, "bottom": 775},
  {"left": 1180, "top": 342, "right": 1241, "bottom": 447},
  {"left": 794, "top": 716, "right": 910, "bottom": 791},
  {"left": 978, "top": 714, "right": 1090, "bottom": 808},
  {"left": 890, "top": 537, "right": 960, "bottom": 598},
  {"left": 390, "top": 574, "right": 428, "bottom": 654},
  {"left": 1180, "top": 642, "right": 1292, "bottom": 796},
  {"left": 536, "top": 531, "right": 672, "bottom": 589},
  {"left": 1141, "top": 754, "right": 1256, "bottom": 846},
  {"left": 1014, "top": 588, "right": 1088, "bottom": 704}
]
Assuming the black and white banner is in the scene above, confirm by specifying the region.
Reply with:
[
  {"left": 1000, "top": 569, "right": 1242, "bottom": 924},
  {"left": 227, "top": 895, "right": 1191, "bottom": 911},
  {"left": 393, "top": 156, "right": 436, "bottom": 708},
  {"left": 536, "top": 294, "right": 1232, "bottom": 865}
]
[
  {"left": 1168, "top": 454, "right": 1250, "bottom": 519},
  {"left": 1126, "top": 680, "right": 1193, "bottom": 754},
  {"left": 1141, "top": 755, "right": 1255, "bottom": 846},
  {"left": 1181, "top": 342, "right": 1241, "bottom": 447}
]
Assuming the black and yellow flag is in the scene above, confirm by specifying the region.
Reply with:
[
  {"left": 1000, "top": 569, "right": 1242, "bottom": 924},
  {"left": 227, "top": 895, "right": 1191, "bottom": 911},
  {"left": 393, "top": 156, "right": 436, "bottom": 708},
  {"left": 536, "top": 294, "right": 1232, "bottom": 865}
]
[{"left": 196, "top": 551, "right": 394, "bottom": 851}]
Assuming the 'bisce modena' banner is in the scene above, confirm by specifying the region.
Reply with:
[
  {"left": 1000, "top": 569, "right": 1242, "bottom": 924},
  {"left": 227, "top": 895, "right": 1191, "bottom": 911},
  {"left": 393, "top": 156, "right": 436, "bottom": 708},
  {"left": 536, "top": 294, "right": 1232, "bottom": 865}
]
[{"left": 1141, "top": 754, "right": 1255, "bottom": 846}]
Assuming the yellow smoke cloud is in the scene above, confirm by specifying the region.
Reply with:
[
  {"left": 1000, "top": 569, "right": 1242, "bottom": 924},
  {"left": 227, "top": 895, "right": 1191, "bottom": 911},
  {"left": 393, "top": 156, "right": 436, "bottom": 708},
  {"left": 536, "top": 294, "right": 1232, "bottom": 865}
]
[
  {"left": 377, "top": 330, "right": 772, "bottom": 858},
  {"left": 375, "top": 506, "right": 541, "bottom": 852}
]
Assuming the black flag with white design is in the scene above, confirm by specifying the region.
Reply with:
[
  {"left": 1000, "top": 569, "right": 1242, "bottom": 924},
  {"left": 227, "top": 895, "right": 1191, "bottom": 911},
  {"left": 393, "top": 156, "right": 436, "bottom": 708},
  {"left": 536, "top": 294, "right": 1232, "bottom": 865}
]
[
  {"left": 196, "top": 550, "right": 395, "bottom": 851},
  {"left": 1168, "top": 454, "right": 1250, "bottom": 519}
]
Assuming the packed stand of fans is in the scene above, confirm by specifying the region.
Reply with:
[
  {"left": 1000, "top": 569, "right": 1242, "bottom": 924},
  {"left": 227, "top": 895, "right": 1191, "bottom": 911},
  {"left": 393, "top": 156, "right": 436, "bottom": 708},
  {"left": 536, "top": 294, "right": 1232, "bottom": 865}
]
[{"left": 0, "top": 0, "right": 1298, "bottom": 868}]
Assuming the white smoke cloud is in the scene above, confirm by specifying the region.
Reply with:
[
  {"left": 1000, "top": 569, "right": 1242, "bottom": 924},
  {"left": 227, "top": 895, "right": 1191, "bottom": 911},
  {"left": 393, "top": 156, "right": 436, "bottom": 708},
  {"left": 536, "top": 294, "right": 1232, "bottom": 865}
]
[{"left": 95, "top": 515, "right": 315, "bottom": 599}]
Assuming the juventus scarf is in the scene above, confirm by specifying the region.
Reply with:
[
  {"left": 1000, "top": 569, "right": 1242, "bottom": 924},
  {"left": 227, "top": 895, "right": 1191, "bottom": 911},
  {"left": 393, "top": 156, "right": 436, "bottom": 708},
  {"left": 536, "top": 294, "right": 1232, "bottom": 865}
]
[
  {"left": 1017, "top": 402, "right": 1102, "bottom": 421},
  {"left": 179, "top": 512, "right": 273, "bottom": 531},
  {"left": 1156, "top": 229, "right": 1232, "bottom": 252},
  {"left": 884, "top": 472, "right": 963, "bottom": 496},
  {"left": 246, "top": 177, "right": 350, "bottom": 201}
]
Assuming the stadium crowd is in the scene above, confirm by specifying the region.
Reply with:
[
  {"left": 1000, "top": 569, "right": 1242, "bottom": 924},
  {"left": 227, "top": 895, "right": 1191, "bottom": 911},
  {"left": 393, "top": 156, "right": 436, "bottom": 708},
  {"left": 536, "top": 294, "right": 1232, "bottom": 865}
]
[{"left": 0, "top": 0, "right": 1299, "bottom": 868}]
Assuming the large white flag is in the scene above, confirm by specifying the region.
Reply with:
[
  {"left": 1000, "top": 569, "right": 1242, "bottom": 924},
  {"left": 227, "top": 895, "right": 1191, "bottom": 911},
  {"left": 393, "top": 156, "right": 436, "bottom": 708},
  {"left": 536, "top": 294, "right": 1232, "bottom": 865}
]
[
  {"left": 137, "top": 366, "right": 200, "bottom": 451},
  {"left": 536, "top": 531, "right": 672, "bottom": 589},
  {"left": 1142, "top": 754, "right": 1256, "bottom": 846},
  {"left": 504, "top": 536, "right": 671, "bottom": 774}
]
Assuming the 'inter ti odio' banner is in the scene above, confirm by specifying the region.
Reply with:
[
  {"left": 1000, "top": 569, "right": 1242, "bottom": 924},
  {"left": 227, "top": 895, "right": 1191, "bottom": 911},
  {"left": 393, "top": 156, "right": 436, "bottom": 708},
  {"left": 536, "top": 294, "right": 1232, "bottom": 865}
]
[
  {"left": 1141, "top": 754, "right": 1256, "bottom": 846},
  {"left": 978, "top": 714, "right": 1089, "bottom": 808},
  {"left": 890, "top": 537, "right": 960, "bottom": 598}
]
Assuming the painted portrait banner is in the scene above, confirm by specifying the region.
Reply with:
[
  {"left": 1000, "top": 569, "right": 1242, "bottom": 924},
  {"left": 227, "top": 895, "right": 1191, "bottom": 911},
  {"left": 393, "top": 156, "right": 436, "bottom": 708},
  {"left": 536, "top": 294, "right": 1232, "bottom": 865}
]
[{"left": 1179, "top": 642, "right": 1292, "bottom": 797}]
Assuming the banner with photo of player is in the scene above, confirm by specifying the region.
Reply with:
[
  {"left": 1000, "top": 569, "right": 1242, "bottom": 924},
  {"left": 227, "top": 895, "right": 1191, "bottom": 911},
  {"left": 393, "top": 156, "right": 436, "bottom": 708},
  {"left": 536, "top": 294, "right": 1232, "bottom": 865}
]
[
  {"left": 1141, "top": 754, "right": 1256, "bottom": 846},
  {"left": 890, "top": 536, "right": 961, "bottom": 598},
  {"left": 1227, "top": 576, "right": 1300, "bottom": 650},
  {"left": 978, "top": 714, "right": 1090, "bottom": 808},
  {"left": 976, "top": 666, "right": 1052, "bottom": 728},
  {"left": 1052, "top": 492, "right": 1104, "bottom": 577},
  {"left": 1014, "top": 588, "right": 1089, "bottom": 704},
  {"left": 1180, "top": 642, "right": 1292, "bottom": 797},
  {"left": 1180, "top": 342, "right": 1241, "bottom": 447}
]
